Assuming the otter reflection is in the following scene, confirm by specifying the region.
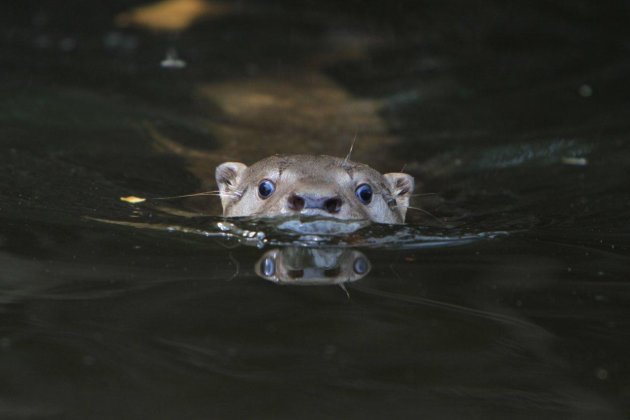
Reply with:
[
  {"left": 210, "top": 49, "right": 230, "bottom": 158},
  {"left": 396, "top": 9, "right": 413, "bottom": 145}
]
[{"left": 255, "top": 247, "right": 370, "bottom": 286}]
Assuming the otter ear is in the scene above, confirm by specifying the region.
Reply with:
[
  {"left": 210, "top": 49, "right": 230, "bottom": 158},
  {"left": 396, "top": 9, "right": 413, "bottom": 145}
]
[
  {"left": 384, "top": 172, "right": 414, "bottom": 221},
  {"left": 215, "top": 162, "right": 248, "bottom": 211}
]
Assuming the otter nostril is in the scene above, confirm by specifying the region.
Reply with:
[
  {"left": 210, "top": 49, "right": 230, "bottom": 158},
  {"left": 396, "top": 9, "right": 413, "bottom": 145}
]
[
  {"left": 324, "top": 197, "right": 342, "bottom": 214},
  {"left": 288, "top": 194, "right": 305, "bottom": 211}
]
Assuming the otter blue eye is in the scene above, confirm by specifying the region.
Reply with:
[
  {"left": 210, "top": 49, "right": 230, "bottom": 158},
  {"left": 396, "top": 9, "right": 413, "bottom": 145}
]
[
  {"left": 258, "top": 179, "right": 275, "bottom": 199},
  {"left": 355, "top": 184, "right": 373, "bottom": 204}
]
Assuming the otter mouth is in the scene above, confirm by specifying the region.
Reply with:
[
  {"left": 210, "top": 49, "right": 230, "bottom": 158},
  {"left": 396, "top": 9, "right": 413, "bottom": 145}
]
[{"left": 296, "top": 208, "right": 344, "bottom": 217}]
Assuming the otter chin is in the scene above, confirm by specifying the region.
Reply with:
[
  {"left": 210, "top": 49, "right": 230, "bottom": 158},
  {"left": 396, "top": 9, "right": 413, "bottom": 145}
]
[{"left": 215, "top": 155, "right": 414, "bottom": 224}]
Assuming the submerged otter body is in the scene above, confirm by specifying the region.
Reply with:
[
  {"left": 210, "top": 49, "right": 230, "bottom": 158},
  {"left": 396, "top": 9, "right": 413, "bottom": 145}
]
[{"left": 216, "top": 155, "right": 414, "bottom": 224}]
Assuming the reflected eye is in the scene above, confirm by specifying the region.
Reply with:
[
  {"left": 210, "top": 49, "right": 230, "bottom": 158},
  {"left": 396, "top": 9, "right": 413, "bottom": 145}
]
[
  {"left": 258, "top": 179, "right": 275, "bottom": 199},
  {"left": 260, "top": 257, "right": 275, "bottom": 277},
  {"left": 353, "top": 257, "right": 369, "bottom": 274},
  {"left": 355, "top": 184, "right": 373, "bottom": 204}
]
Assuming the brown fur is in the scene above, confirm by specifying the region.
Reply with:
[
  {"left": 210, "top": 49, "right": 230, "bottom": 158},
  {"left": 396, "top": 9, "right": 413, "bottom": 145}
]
[{"left": 216, "top": 154, "right": 414, "bottom": 224}]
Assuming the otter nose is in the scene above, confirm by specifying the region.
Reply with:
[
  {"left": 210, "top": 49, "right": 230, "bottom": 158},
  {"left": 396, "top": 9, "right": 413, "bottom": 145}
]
[{"left": 287, "top": 193, "right": 342, "bottom": 214}]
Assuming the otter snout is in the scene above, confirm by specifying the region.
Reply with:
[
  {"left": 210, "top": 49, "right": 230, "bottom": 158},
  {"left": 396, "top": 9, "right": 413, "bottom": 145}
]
[{"left": 287, "top": 193, "right": 342, "bottom": 214}]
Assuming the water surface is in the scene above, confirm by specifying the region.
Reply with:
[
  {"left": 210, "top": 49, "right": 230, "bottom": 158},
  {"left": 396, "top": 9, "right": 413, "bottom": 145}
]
[{"left": 1, "top": 1, "right": 630, "bottom": 418}]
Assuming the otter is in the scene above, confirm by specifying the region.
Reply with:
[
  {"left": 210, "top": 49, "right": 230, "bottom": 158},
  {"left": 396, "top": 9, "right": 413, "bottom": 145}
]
[{"left": 216, "top": 154, "right": 414, "bottom": 224}]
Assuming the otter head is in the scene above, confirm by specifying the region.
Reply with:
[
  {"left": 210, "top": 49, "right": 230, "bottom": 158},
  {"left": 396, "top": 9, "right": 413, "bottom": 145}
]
[
  {"left": 215, "top": 155, "right": 414, "bottom": 224},
  {"left": 255, "top": 248, "right": 371, "bottom": 285}
]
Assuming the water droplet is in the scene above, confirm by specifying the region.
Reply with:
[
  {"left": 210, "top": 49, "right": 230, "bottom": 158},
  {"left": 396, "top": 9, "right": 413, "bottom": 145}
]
[
  {"left": 161, "top": 48, "right": 187, "bottom": 69},
  {"left": 578, "top": 84, "right": 593, "bottom": 97}
]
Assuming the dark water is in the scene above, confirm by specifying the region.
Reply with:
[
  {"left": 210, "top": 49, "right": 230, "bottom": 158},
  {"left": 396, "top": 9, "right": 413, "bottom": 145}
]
[{"left": 2, "top": 1, "right": 630, "bottom": 418}]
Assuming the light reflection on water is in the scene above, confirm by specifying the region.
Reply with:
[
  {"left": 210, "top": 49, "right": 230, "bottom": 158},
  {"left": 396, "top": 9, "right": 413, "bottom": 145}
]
[{"left": 1, "top": 0, "right": 630, "bottom": 418}]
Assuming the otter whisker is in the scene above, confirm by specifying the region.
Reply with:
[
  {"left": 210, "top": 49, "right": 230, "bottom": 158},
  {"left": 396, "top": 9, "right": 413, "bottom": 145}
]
[
  {"left": 151, "top": 191, "right": 239, "bottom": 200},
  {"left": 409, "top": 193, "right": 439, "bottom": 198},
  {"left": 343, "top": 133, "right": 357, "bottom": 165},
  {"left": 405, "top": 205, "right": 446, "bottom": 225},
  {"left": 351, "top": 284, "right": 543, "bottom": 330}
]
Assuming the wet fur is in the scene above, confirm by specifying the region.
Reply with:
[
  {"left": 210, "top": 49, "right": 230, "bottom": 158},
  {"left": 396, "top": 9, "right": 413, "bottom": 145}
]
[{"left": 216, "top": 154, "right": 414, "bottom": 224}]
